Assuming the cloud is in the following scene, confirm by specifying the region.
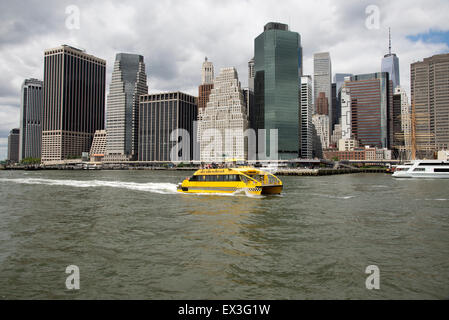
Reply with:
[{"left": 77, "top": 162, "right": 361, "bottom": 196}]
[{"left": 1, "top": 0, "right": 449, "bottom": 160}]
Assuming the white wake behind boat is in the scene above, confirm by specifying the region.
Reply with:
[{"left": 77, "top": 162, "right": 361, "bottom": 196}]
[{"left": 392, "top": 160, "right": 449, "bottom": 178}]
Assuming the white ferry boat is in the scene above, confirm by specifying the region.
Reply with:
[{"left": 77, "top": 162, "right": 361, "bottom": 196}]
[{"left": 392, "top": 160, "right": 449, "bottom": 178}]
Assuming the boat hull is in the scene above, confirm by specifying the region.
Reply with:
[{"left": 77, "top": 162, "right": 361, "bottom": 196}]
[
  {"left": 176, "top": 185, "right": 283, "bottom": 195},
  {"left": 261, "top": 185, "right": 283, "bottom": 194},
  {"left": 392, "top": 173, "right": 449, "bottom": 178}
]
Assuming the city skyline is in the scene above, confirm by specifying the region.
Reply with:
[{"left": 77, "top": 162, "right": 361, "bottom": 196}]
[{"left": 1, "top": 0, "right": 449, "bottom": 159}]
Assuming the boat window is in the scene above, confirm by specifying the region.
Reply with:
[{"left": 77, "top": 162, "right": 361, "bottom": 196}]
[
  {"left": 190, "top": 175, "right": 199, "bottom": 181},
  {"left": 419, "top": 162, "right": 449, "bottom": 166},
  {"left": 413, "top": 168, "right": 425, "bottom": 171},
  {"left": 434, "top": 168, "right": 449, "bottom": 172}
]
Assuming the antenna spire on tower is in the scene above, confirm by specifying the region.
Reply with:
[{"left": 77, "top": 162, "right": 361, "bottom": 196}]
[{"left": 388, "top": 27, "right": 392, "bottom": 55}]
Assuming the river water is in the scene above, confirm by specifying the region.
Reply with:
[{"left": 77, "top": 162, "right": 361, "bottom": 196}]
[{"left": 0, "top": 170, "right": 448, "bottom": 299}]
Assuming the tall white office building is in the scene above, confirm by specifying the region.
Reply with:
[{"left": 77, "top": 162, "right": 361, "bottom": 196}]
[
  {"left": 105, "top": 53, "right": 148, "bottom": 161},
  {"left": 300, "top": 76, "right": 313, "bottom": 159},
  {"left": 198, "top": 67, "right": 248, "bottom": 162},
  {"left": 313, "top": 52, "right": 332, "bottom": 142}
]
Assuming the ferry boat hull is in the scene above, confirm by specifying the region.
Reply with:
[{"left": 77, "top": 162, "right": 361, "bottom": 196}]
[
  {"left": 392, "top": 160, "right": 449, "bottom": 178},
  {"left": 176, "top": 167, "right": 283, "bottom": 195}
]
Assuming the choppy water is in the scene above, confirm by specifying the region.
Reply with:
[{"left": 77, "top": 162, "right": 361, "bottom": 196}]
[{"left": 0, "top": 170, "right": 448, "bottom": 299}]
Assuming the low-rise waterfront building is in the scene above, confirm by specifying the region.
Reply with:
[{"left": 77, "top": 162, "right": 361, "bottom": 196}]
[
  {"left": 7, "top": 128, "right": 20, "bottom": 163},
  {"left": 89, "top": 130, "right": 107, "bottom": 162}
]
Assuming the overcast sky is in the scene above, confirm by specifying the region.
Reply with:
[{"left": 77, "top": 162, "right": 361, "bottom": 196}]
[{"left": 1, "top": 0, "right": 449, "bottom": 160}]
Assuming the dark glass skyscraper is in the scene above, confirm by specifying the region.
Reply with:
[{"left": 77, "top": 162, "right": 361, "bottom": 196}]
[
  {"left": 346, "top": 72, "right": 393, "bottom": 148},
  {"left": 139, "top": 92, "right": 198, "bottom": 161},
  {"left": 19, "top": 78, "right": 43, "bottom": 160},
  {"left": 254, "top": 22, "right": 302, "bottom": 159},
  {"left": 41, "top": 45, "right": 106, "bottom": 163},
  {"left": 7, "top": 128, "right": 20, "bottom": 163}
]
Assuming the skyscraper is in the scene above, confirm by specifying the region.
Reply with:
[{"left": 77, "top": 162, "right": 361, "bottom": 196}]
[
  {"left": 315, "top": 92, "right": 329, "bottom": 115},
  {"left": 201, "top": 57, "right": 214, "bottom": 84},
  {"left": 340, "top": 86, "right": 352, "bottom": 140},
  {"left": 254, "top": 22, "right": 302, "bottom": 159},
  {"left": 41, "top": 45, "right": 106, "bottom": 163},
  {"left": 105, "top": 53, "right": 148, "bottom": 161},
  {"left": 248, "top": 57, "right": 255, "bottom": 91},
  {"left": 411, "top": 53, "right": 449, "bottom": 158},
  {"left": 300, "top": 76, "right": 313, "bottom": 159},
  {"left": 247, "top": 58, "right": 256, "bottom": 132},
  {"left": 345, "top": 72, "right": 393, "bottom": 148},
  {"left": 392, "top": 86, "right": 411, "bottom": 159},
  {"left": 381, "top": 28, "right": 400, "bottom": 89},
  {"left": 7, "top": 128, "right": 20, "bottom": 163},
  {"left": 334, "top": 73, "right": 353, "bottom": 94},
  {"left": 312, "top": 114, "right": 329, "bottom": 150},
  {"left": 198, "top": 57, "right": 214, "bottom": 110},
  {"left": 198, "top": 67, "right": 248, "bottom": 162},
  {"left": 19, "top": 78, "right": 43, "bottom": 160},
  {"left": 333, "top": 73, "right": 353, "bottom": 133},
  {"left": 314, "top": 52, "right": 332, "bottom": 141},
  {"left": 139, "top": 92, "right": 198, "bottom": 162}
]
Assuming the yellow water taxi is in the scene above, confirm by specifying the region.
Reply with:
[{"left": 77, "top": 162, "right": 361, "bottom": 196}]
[{"left": 176, "top": 167, "right": 283, "bottom": 195}]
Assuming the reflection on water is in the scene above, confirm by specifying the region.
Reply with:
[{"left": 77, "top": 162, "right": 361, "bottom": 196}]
[{"left": 0, "top": 170, "right": 448, "bottom": 299}]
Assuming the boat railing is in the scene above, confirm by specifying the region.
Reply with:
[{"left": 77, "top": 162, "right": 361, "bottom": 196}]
[{"left": 247, "top": 173, "right": 282, "bottom": 185}]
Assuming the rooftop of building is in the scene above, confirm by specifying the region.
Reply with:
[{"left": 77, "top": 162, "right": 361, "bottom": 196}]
[
  {"left": 264, "top": 22, "right": 289, "bottom": 31},
  {"left": 412, "top": 52, "right": 449, "bottom": 64},
  {"left": 44, "top": 45, "right": 106, "bottom": 64},
  {"left": 140, "top": 91, "right": 198, "bottom": 102}
]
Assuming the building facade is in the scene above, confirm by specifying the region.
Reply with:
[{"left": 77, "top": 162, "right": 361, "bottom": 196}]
[
  {"left": 19, "top": 78, "right": 43, "bottom": 161},
  {"left": 392, "top": 86, "right": 411, "bottom": 158},
  {"left": 201, "top": 57, "right": 214, "bottom": 84},
  {"left": 300, "top": 76, "right": 313, "bottom": 159},
  {"left": 198, "top": 57, "right": 215, "bottom": 110},
  {"left": 139, "top": 92, "right": 198, "bottom": 162},
  {"left": 198, "top": 67, "right": 248, "bottom": 162},
  {"left": 315, "top": 91, "right": 329, "bottom": 115},
  {"left": 334, "top": 73, "right": 353, "bottom": 94},
  {"left": 340, "top": 86, "right": 352, "bottom": 140},
  {"left": 41, "top": 45, "right": 106, "bottom": 163},
  {"left": 248, "top": 57, "right": 255, "bottom": 91},
  {"left": 312, "top": 114, "right": 329, "bottom": 150},
  {"left": 105, "top": 53, "right": 148, "bottom": 161},
  {"left": 89, "top": 129, "right": 107, "bottom": 162},
  {"left": 410, "top": 53, "right": 449, "bottom": 158},
  {"left": 381, "top": 29, "right": 400, "bottom": 90},
  {"left": 7, "top": 128, "right": 20, "bottom": 163},
  {"left": 345, "top": 72, "right": 393, "bottom": 148},
  {"left": 314, "top": 52, "right": 332, "bottom": 141},
  {"left": 254, "top": 22, "right": 302, "bottom": 159}
]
